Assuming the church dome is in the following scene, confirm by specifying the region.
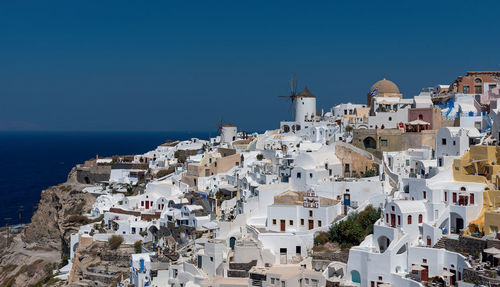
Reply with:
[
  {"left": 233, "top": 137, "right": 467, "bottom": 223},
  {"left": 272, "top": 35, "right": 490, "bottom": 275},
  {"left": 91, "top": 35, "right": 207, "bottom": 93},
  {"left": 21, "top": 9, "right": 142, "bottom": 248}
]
[{"left": 369, "top": 78, "right": 400, "bottom": 95}]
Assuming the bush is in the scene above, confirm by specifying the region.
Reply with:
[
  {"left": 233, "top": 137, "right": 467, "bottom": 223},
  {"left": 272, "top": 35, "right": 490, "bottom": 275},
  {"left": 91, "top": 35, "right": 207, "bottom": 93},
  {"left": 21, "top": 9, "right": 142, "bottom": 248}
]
[
  {"left": 134, "top": 240, "right": 142, "bottom": 253},
  {"left": 256, "top": 154, "right": 264, "bottom": 161},
  {"left": 327, "top": 205, "right": 380, "bottom": 249},
  {"left": 314, "top": 232, "right": 329, "bottom": 246},
  {"left": 108, "top": 235, "right": 124, "bottom": 250}
]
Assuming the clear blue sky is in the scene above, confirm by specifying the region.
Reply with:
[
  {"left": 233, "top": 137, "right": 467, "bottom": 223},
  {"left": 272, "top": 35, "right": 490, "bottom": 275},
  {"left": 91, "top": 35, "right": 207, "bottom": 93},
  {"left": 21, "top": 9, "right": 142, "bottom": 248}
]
[{"left": 1, "top": 1, "right": 499, "bottom": 132}]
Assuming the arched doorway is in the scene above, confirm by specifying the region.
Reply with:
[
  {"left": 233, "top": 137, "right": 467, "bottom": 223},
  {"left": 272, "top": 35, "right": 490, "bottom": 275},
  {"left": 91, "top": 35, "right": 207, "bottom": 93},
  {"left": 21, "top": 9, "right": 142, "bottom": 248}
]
[
  {"left": 377, "top": 235, "right": 391, "bottom": 253},
  {"left": 450, "top": 212, "right": 464, "bottom": 234},
  {"left": 229, "top": 237, "right": 236, "bottom": 250},
  {"left": 363, "top": 137, "right": 376, "bottom": 149},
  {"left": 351, "top": 270, "right": 361, "bottom": 284}
]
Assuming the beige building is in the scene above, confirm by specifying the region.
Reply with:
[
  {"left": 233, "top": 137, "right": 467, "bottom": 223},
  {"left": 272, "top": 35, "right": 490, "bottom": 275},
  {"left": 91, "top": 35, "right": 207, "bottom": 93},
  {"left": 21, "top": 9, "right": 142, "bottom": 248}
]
[
  {"left": 352, "top": 129, "right": 437, "bottom": 158},
  {"left": 182, "top": 148, "right": 241, "bottom": 188}
]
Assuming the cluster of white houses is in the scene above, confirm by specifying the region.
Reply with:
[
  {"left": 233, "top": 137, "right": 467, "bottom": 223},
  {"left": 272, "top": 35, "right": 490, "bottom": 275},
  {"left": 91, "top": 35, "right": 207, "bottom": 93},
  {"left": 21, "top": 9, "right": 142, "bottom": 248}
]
[{"left": 64, "top": 71, "right": 500, "bottom": 287}]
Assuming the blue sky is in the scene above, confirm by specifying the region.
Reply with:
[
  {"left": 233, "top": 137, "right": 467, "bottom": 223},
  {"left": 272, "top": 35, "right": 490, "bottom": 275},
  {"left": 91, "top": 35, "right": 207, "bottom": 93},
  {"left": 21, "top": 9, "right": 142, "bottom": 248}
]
[{"left": 1, "top": 1, "right": 499, "bottom": 132}]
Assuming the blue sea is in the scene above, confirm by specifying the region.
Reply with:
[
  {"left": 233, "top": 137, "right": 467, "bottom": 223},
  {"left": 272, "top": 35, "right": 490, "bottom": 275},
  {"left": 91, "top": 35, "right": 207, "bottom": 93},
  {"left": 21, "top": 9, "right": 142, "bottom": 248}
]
[{"left": 0, "top": 131, "right": 209, "bottom": 225}]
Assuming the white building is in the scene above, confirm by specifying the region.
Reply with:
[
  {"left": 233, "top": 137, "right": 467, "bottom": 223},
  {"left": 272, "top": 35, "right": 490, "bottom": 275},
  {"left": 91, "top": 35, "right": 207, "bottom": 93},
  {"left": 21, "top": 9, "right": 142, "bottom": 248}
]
[{"left": 129, "top": 253, "right": 152, "bottom": 287}]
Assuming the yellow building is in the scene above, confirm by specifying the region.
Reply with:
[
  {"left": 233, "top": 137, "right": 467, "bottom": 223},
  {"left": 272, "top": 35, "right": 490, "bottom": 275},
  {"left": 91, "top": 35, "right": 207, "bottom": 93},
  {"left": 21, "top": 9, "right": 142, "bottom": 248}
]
[{"left": 452, "top": 145, "right": 500, "bottom": 235}]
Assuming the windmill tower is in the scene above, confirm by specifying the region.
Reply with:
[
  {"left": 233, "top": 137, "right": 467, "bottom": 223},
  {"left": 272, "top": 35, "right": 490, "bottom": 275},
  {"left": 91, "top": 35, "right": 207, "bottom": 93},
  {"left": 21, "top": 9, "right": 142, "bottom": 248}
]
[{"left": 216, "top": 118, "right": 237, "bottom": 145}]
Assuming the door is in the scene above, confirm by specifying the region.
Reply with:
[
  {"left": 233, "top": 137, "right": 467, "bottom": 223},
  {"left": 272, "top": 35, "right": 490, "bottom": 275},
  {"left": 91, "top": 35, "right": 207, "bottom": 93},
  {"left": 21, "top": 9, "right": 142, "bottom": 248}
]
[
  {"left": 421, "top": 265, "right": 428, "bottom": 281},
  {"left": 390, "top": 214, "right": 396, "bottom": 228},
  {"left": 145, "top": 201, "right": 149, "bottom": 209},
  {"left": 456, "top": 218, "right": 464, "bottom": 231},
  {"left": 280, "top": 220, "right": 286, "bottom": 232},
  {"left": 308, "top": 220, "right": 314, "bottom": 230},
  {"left": 229, "top": 237, "right": 236, "bottom": 250},
  {"left": 427, "top": 237, "right": 431, "bottom": 246}
]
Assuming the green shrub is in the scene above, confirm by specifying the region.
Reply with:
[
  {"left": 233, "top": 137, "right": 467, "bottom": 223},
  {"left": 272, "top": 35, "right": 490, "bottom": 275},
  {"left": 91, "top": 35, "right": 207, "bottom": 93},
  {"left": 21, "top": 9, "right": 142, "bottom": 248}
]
[
  {"left": 108, "top": 235, "right": 124, "bottom": 250},
  {"left": 134, "top": 240, "right": 142, "bottom": 253},
  {"left": 256, "top": 154, "right": 264, "bottom": 161}
]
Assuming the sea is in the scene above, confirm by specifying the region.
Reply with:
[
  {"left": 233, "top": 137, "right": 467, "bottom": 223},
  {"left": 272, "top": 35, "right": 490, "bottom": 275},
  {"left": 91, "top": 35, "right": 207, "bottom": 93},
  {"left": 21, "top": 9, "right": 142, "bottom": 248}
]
[{"left": 0, "top": 131, "right": 209, "bottom": 225}]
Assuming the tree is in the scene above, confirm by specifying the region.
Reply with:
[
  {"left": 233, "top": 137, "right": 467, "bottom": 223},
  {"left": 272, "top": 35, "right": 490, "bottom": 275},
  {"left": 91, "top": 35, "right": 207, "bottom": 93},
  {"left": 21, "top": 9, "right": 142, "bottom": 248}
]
[
  {"left": 108, "top": 235, "right": 124, "bottom": 250},
  {"left": 134, "top": 240, "right": 142, "bottom": 253},
  {"left": 345, "top": 125, "right": 354, "bottom": 134}
]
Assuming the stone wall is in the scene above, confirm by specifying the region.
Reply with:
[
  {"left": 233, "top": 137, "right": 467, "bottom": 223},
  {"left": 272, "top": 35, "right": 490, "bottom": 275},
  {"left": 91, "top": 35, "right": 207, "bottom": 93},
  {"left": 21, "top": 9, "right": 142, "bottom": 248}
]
[
  {"left": 438, "top": 235, "right": 487, "bottom": 256},
  {"left": 463, "top": 268, "right": 500, "bottom": 287},
  {"left": 76, "top": 165, "right": 111, "bottom": 184},
  {"left": 312, "top": 250, "right": 350, "bottom": 264}
]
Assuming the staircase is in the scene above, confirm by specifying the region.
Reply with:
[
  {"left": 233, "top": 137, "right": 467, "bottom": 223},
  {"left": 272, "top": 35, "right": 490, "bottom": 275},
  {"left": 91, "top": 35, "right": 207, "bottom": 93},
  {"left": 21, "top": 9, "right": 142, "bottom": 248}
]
[{"left": 433, "top": 237, "right": 447, "bottom": 249}]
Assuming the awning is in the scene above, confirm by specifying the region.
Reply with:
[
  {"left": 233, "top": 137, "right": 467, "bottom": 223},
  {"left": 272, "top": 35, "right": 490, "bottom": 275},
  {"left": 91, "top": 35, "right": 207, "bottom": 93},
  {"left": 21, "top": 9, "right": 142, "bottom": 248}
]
[
  {"left": 484, "top": 247, "right": 500, "bottom": 254},
  {"left": 411, "top": 264, "right": 426, "bottom": 271},
  {"left": 441, "top": 270, "right": 454, "bottom": 277},
  {"left": 407, "top": 119, "right": 430, "bottom": 125}
]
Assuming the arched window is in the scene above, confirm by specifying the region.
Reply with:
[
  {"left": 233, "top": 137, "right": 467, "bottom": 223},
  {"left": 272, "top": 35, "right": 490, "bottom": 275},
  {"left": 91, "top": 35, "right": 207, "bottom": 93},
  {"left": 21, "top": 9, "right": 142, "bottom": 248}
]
[
  {"left": 408, "top": 215, "right": 412, "bottom": 224},
  {"left": 419, "top": 214, "right": 423, "bottom": 223}
]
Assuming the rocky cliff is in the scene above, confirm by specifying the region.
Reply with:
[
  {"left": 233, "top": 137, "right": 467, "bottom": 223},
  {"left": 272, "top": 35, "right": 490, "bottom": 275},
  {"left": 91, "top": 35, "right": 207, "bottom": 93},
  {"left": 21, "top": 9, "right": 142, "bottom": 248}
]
[{"left": 0, "top": 164, "right": 107, "bottom": 286}]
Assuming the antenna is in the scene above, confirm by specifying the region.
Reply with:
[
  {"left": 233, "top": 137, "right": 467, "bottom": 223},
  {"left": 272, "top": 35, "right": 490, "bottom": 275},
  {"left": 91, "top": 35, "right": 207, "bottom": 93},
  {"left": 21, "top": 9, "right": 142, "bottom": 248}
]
[{"left": 278, "top": 73, "right": 298, "bottom": 119}]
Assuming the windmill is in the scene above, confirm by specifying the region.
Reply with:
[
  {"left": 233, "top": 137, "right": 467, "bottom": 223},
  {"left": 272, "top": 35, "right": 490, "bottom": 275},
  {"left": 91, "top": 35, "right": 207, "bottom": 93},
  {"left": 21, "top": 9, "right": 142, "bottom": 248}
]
[
  {"left": 278, "top": 73, "right": 298, "bottom": 120},
  {"left": 215, "top": 117, "right": 225, "bottom": 135}
]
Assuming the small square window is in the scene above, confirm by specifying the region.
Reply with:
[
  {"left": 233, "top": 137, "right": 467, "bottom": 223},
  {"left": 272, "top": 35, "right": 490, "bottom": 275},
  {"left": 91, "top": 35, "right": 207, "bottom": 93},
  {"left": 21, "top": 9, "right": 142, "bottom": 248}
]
[
  {"left": 309, "top": 210, "right": 313, "bottom": 217},
  {"left": 297, "top": 172, "right": 301, "bottom": 179},
  {"left": 289, "top": 220, "right": 293, "bottom": 225},
  {"left": 272, "top": 219, "right": 276, "bottom": 225},
  {"left": 301, "top": 219, "right": 304, "bottom": 225},
  {"left": 318, "top": 220, "right": 322, "bottom": 227},
  {"left": 380, "top": 139, "right": 388, "bottom": 147}
]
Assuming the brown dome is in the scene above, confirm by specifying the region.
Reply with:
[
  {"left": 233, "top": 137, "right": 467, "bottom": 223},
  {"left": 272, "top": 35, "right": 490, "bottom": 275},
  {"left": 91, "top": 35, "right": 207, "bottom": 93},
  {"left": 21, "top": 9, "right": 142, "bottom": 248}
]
[{"left": 369, "top": 78, "right": 400, "bottom": 95}]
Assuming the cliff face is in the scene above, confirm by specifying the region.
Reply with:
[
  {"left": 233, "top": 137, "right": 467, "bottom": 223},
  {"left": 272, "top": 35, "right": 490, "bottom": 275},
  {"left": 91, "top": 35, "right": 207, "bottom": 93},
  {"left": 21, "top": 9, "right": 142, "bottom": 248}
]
[
  {"left": 23, "top": 167, "right": 98, "bottom": 251},
  {"left": 0, "top": 164, "right": 108, "bottom": 286}
]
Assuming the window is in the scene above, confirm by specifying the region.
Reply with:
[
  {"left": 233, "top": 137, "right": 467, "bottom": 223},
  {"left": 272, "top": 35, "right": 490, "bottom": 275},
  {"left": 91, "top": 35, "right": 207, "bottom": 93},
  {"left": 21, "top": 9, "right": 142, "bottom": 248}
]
[
  {"left": 289, "top": 220, "right": 293, "bottom": 226},
  {"left": 389, "top": 117, "right": 392, "bottom": 121},
  {"left": 442, "top": 138, "right": 446, "bottom": 145},
  {"left": 380, "top": 139, "right": 388, "bottom": 147},
  {"left": 311, "top": 279, "right": 318, "bottom": 287},
  {"left": 309, "top": 210, "right": 313, "bottom": 217},
  {"left": 210, "top": 257, "right": 213, "bottom": 262},
  {"left": 272, "top": 219, "right": 276, "bottom": 225},
  {"left": 463, "top": 85, "right": 470, "bottom": 93},
  {"left": 423, "top": 191, "right": 426, "bottom": 199},
  {"left": 470, "top": 193, "right": 474, "bottom": 204},
  {"left": 398, "top": 215, "right": 401, "bottom": 225},
  {"left": 318, "top": 220, "right": 322, "bottom": 227},
  {"left": 301, "top": 218, "right": 304, "bottom": 225},
  {"left": 386, "top": 214, "right": 389, "bottom": 223},
  {"left": 309, "top": 173, "right": 313, "bottom": 178},
  {"left": 391, "top": 206, "right": 395, "bottom": 211},
  {"left": 305, "top": 278, "right": 309, "bottom": 284},
  {"left": 475, "top": 85, "right": 482, "bottom": 94},
  {"left": 282, "top": 281, "right": 286, "bottom": 287},
  {"left": 444, "top": 192, "right": 447, "bottom": 201},
  {"left": 296, "top": 246, "right": 301, "bottom": 254},
  {"left": 406, "top": 159, "right": 410, "bottom": 166},
  {"left": 408, "top": 215, "right": 412, "bottom": 224},
  {"left": 297, "top": 172, "right": 301, "bottom": 179},
  {"left": 271, "top": 278, "right": 275, "bottom": 284},
  {"left": 419, "top": 214, "right": 423, "bottom": 223}
]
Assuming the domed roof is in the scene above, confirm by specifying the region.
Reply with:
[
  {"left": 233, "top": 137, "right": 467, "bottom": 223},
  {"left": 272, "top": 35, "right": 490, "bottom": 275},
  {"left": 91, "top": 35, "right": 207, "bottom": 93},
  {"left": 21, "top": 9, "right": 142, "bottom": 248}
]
[{"left": 369, "top": 78, "right": 400, "bottom": 95}]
